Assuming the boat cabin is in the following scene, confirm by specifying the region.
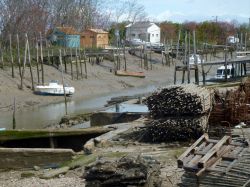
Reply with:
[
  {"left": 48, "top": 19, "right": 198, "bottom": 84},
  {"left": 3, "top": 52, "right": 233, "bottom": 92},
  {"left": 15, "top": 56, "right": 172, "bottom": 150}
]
[{"left": 215, "top": 65, "right": 234, "bottom": 79}]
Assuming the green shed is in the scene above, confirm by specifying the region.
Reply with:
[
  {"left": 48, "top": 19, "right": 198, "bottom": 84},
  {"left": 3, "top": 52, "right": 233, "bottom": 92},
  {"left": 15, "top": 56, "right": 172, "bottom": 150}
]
[{"left": 47, "top": 27, "right": 80, "bottom": 48}]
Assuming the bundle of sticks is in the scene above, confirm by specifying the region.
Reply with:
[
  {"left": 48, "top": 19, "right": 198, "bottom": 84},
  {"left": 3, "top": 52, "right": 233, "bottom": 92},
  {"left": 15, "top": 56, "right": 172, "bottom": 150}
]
[
  {"left": 142, "top": 117, "right": 206, "bottom": 143},
  {"left": 141, "top": 84, "right": 212, "bottom": 142},
  {"left": 145, "top": 84, "right": 212, "bottom": 118}
]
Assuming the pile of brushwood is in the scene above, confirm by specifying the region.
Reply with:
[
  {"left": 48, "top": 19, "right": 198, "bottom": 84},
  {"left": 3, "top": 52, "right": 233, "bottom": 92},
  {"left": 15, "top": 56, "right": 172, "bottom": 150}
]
[
  {"left": 141, "top": 84, "right": 212, "bottom": 143},
  {"left": 145, "top": 84, "right": 212, "bottom": 118},
  {"left": 84, "top": 155, "right": 161, "bottom": 187}
]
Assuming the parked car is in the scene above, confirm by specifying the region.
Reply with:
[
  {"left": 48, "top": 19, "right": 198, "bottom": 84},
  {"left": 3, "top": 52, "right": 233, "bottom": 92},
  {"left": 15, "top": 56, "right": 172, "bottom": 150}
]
[{"left": 126, "top": 38, "right": 144, "bottom": 46}]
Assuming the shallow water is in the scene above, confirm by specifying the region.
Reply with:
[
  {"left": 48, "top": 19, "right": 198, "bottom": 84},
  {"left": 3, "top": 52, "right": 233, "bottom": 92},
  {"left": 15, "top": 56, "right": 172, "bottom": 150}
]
[{"left": 0, "top": 84, "right": 158, "bottom": 129}]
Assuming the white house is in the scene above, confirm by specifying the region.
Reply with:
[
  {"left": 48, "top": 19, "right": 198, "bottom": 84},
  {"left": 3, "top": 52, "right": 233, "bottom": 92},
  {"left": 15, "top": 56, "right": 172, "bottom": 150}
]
[{"left": 125, "top": 22, "right": 161, "bottom": 44}]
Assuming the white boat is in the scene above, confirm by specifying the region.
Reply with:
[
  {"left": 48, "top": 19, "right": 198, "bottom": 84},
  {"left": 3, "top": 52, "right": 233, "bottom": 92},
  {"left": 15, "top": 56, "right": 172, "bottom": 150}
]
[
  {"left": 35, "top": 80, "right": 75, "bottom": 96},
  {"left": 215, "top": 65, "right": 234, "bottom": 79}
]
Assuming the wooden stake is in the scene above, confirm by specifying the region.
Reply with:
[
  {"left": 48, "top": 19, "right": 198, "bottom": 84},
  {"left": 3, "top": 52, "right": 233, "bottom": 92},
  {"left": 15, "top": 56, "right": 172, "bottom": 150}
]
[
  {"left": 84, "top": 48, "right": 87, "bottom": 79},
  {"left": 176, "top": 30, "right": 181, "bottom": 60},
  {"left": 59, "top": 49, "right": 68, "bottom": 115},
  {"left": 20, "top": 35, "right": 28, "bottom": 90},
  {"left": 26, "top": 33, "right": 34, "bottom": 90},
  {"left": 63, "top": 49, "right": 67, "bottom": 73},
  {"left": 16, "top": 34, "right": 22, "bottom": 78},
  {"left": 12, "top": 97, "right": 16, "bottom": 129},
  {"left": 0, "top": 39, "right": 4, "bottom": 69},
  {"left": 123, "top": 45, "right": 127, "bottom": 71},
  {"left": 193, "top": 30, "right": 199, "bottom": 85},
  {"left": 78, "top": 47, "right": 83, "bottom": 78},
  {"left": 9, "top": 34, "right": 15, "bottom": 78},
  {"left": 39, "top": 32, "right": 44, "bottom": 85},
  {"left": 187, "top": 32, "right": 190, "bottom": 83},
  {"left": 75, "top": 47, "right": 79, "bottom": 80},
  {"left": 70, "top": 48, "right": 73, "bottom": 80},
  {"left": 36, "top": 38, "right": 40, "bottom": 84},
  {"left": 183, "top": 32, "right": 187, "bottom": 84},
  {"left": 225, "top": 47, "right": 228, "bottom": 82}
]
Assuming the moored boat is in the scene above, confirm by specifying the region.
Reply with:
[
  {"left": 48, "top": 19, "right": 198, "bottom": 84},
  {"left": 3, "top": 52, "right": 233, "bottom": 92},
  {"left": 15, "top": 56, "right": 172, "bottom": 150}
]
[{"left": 35, "top": 80, "right": 75, "bottom": 96}]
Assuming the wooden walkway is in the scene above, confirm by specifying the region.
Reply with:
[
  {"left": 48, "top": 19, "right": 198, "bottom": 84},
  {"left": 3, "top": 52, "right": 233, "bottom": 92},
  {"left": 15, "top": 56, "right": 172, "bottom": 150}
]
[{"left": 174, "top": 56, "right": 250, "bottom": 85}]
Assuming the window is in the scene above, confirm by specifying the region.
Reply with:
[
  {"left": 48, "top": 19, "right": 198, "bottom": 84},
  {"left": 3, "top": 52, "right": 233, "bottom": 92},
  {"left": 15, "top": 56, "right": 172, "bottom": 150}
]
[
  {"left": 131, "top": 34, "right": 136, "bottom": 37},
  {"left": 81, "top": 36, "right": 85, "bottom": 38},
  {"left": 90, "top": 36, "right": 94, "bottom": 38},
  {"left": 152, "top": 34, "right": 154, "bottom": 37},
  {"left": 156, "top": 34, "right": 159, "bottom": 37}
]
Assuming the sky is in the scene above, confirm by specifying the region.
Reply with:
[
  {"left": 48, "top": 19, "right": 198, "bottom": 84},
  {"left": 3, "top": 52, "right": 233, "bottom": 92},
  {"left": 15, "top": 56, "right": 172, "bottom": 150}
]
[{"left": 138, "top": 0, "right": 250, "bottom": 24}]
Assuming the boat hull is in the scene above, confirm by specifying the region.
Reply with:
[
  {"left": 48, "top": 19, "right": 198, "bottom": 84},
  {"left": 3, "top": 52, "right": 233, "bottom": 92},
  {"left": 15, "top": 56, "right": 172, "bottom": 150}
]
[{"left": 35, "top": 86, "right": 75, "bottom": 96}]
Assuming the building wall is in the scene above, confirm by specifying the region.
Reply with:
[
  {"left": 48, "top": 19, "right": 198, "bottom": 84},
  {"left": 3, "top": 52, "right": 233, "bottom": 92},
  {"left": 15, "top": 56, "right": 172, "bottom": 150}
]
[
  {"left": 65, "top": 35, "right": 80, "bottom": 48},
  {"left": 81, "top": 30, "right": 95, "bottom": 48},
  {"left": 95, "top": 33, "right": 109, "bottom": 48},
  {"left": 125, "top": 23, "right": 161, "bottom": 43},
  {"left": 49, "top": 30, "right": 80, "bottom": 48},
  {"left": 81, "top": 31, "right": 109, "bottom": 48},
  {"left": 147, "top": 24, "right": 161, "bottom": 43}
]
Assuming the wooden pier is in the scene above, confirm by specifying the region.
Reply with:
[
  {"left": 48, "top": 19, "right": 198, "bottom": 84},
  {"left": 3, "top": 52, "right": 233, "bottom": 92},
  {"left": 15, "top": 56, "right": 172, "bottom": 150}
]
[{"left": 174, "top": 56, "right": 250, "bottom": 85}]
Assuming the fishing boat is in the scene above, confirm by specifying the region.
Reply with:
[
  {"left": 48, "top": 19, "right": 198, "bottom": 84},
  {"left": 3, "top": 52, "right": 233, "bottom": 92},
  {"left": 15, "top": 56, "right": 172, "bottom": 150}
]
[
  {"left": 35, "top": 80, "right": 75, "bottom": 96},
  {"left": 215, "top": 65, "right": 234, "bottom": 79}
]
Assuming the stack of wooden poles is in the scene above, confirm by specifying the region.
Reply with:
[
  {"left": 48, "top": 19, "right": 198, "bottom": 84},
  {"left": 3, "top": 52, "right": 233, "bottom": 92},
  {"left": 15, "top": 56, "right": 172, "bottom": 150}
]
[{"left": 143, "top": 84, "right": 213, "bottom": 142}]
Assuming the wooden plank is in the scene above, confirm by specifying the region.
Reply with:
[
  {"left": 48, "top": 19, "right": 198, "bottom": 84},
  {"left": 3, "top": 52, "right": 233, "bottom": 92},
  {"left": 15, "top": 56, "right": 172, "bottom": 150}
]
[
  {"left": 198, "top": 135, "right": 231, "bottom": 168},
  {"left": 178, "top": 134, "right": 208, "bottom": 168},
  {"left": 115, "top": 70, "right": 145, "bottom": 78}
]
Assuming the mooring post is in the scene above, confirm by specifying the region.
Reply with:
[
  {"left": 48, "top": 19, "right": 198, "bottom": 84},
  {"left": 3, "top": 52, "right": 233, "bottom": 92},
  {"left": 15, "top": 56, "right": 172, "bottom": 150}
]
[
  {"left": 183, "top": 32, "right": 189, "bottom": 84},
  {"left": 9, "top": 34, "right": 15, "bottom": 78},
  {"left": 174, "top": 65, "right": 177, "bottom": 84},
  {"left": 193, "top": 30, "right": 199, "bottom": 85},
  {"left": 176, "top": 29, "right": 181, "bottom": 60},
  {"left": 16, "top": 34, "right": 22, "bottom": 78},
  {"left": 70, "top": 48, "right": 73, "bottom": 80},
  {"left": 182, "top": 70, "right": 186, "bottom": 84},
  {"left": 59, "top": 49, "right": 68, "bottom": 115},
  {"left": 201, "top": 55, "right": 206, "bottom": 85},
  {"left": 39, "top": 32, "right": 44, "bottom": 85},
  {"left": 224, "top": 47, "right": 228, "bottom": 82},
  {"left": 12, "top": 97, "right": 16, "bottom": 130},
  {"left": 84, "top": 48, "right": 87, "bottom": 79},
  {"left": 115, "top": 103, "right": 120, "bottom": 113},
  {"left": 187, "top": 32, "right": 191, "bottom": 84}
]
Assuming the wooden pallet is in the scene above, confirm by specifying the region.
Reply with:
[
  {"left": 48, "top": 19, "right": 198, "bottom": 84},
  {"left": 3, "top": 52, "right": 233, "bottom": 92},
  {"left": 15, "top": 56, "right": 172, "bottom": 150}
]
[
  {"left": 178, "top": 134, "right": 250, "bottom": 186},
  {"left": 178, "top": 133, "right": 247, "bottom": 177}
]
